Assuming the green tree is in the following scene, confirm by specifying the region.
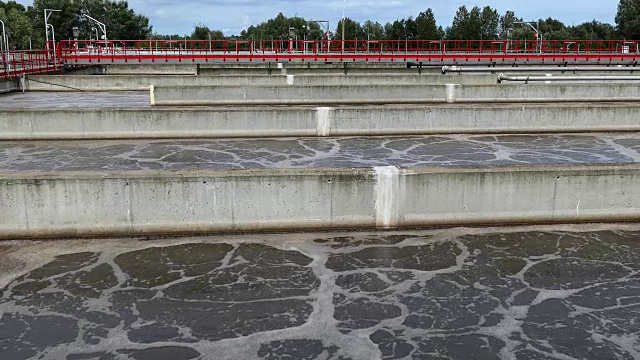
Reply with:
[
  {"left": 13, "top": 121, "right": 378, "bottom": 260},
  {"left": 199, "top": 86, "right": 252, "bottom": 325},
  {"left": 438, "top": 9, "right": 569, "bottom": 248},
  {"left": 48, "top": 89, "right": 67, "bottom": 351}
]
[
  {"left": 384, "top": 19, "right": 405, "bottom": 40},
  {"left": 570, "top": 20, "right": 616, "bottom": 40},
  {"left": 30, "top": 0, "right": 151, "bottom": 43},
  {"left": 447, "top": 5, "right": 479, "bottom": 40},
  {"left": 240, "top": 12, "right": 321, "bottom": 41},
  {"left": 537, "top": 17, "right": 570, "bottom": 40},
  {"left": 335, "top": 17, "right": 365, "bottom": 40},
  {"left": 191, "top": 24, "right": 211, "bottom": 40},
  {"left": 615, "top": 0, "right": 640, "bottom": 39},
  {"left": 499, "top": 10, "right": 529, "bottom": 39},
  {"left": 404, "top": 17, "right": 417, "bottom": 39},
  {"left": 5, "top": 8, "right": 33, "bottom": 49},
  {"left": 362, "top": 20, "right": 384, "bottom": 39},
  {"left": 415, "top": 8, "right": 442, "bottom": 39},
  {"left": 31, "top": 0, "right": 82, "bottom": 44},
  {"left": 479, "top": 6, "right": 500, "bottom": 40},
  {"left": 0, "top": 1, "right": 35, "bottom": 49}
]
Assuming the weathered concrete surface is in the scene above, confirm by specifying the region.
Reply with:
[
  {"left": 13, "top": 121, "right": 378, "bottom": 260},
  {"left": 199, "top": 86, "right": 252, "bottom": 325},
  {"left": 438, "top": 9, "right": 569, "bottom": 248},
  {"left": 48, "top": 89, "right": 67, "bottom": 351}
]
[
  {"left": 1, "top": 164, "right": 640, "bottom": 239},
  {"left": 4, "top": 133, "right": 640, "bottom": 238},
  {"left": 3, "top": 103, "right": 640, "bottom": 140},
  {"left": 0, "top": 78, "right": 20, "bottom": 94},
  {"left": 26, "top": 71, "right": 640, "bottom": 92},
  {"left": 150, "top": 83, "right": 640, "bottom": 105},
  {"left": 104, "top": 64, "right": 199, "bottom": 75},
  {"left": 25, "top": 74, "right": 500, "bottom": 91},
  {"left": 1, "top": 225, "right": 640, "bottom": 359},
  {"left": 0, "top": 91, "right": 150, "bottom": 109}
]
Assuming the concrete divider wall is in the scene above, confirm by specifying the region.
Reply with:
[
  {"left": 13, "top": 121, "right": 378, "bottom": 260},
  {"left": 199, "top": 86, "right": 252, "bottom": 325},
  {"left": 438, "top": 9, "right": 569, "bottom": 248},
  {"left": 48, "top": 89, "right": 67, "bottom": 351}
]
[
  {"left": 1, "top": 164, "right": 639, "bottom": 239},
  {"left": 25, "top": 74, "right": 499, "bottom": 91},
  {"left": 104, "top": 64, "right": 198, "bottom": 75},
  {"left": 3, "top": 104, "right": 640, "bottom": 140},
  {"left": 453, "top": 83, "right": 640, "bottom": 101},
  {"left": 0, "top": 79, "right": 20, "bottom": 94},
  {"left": 151, "top": 83, "right": 640, "bottom": 105},
  {"left": 0, "top": 108, "right": 317, "bottom": 139}
]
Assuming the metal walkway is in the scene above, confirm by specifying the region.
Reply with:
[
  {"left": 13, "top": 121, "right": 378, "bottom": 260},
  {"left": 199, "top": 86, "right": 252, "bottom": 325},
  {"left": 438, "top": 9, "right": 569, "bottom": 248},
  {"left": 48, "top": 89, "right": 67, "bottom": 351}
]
[
  {"left": 59, "top": 39, "right": 640, "bottom": 66},
  {"left": 3, "top": 39, "right": 640, "bottom": 80},
  {"left": 1, "top": 50, "right": 62, "bottom": 80}
]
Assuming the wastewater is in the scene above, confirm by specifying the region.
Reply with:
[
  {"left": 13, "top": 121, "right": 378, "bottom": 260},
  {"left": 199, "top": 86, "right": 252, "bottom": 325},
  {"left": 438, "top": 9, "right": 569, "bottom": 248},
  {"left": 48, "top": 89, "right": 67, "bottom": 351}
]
[
  {"left": 2, "top": 87, "right": 640, "bottom": 360},
  {"left": 2, "top": 134, "right": 640, "bottom": 172},
  {"left": 1, "top": 224, "right": 639, "bottom": 359}
]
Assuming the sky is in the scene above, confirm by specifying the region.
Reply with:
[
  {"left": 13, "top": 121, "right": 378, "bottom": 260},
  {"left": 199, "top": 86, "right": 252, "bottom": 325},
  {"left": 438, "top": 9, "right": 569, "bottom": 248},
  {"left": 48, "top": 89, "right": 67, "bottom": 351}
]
[{"left": 15, "top": 0, "right": 619, "bottom": 35}]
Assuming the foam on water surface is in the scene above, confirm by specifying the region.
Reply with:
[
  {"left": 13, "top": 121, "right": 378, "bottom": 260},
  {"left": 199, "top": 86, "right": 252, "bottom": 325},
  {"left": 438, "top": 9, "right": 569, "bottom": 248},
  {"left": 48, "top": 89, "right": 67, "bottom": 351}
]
[{"left": 1, "top": 224, "right": 639, "bottom": 359}]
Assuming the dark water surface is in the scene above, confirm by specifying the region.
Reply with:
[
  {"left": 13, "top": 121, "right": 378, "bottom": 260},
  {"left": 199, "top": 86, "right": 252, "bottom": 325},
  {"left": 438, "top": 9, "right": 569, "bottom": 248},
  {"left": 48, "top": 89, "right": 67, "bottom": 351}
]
[{"left": 1, "top": 225, "right": 639, "bottom": 359}]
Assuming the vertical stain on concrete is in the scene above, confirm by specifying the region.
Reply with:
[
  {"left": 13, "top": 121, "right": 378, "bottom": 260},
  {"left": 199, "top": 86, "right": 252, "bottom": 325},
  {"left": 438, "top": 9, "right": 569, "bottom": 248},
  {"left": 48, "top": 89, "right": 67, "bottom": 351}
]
[
  {"left": 445, "top": 84, "right": 458, "bottom": 103},
  {"left": 149, "top": 85, "right": 155, "bottom": 106},
  {"left": 22, "top": 184, "right": 30, "bottom": 230},
  {"left": 126, "top": 181, "right": 134, "bottom": 229},
  {"left": 316, "top": 107, "right": 334, "bottom": 137},
  {"left": 374, "top": 166, "right": 400, "bottom": 229},
  {"left": 286, "top": 75, "right": 295, "bottom": 85}
]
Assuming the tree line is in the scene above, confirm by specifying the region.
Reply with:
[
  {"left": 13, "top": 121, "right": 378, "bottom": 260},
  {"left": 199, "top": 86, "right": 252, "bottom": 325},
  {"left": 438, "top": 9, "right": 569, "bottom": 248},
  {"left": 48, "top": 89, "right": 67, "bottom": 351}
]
[
  {"left": 0, "top": 0, "right": 151, "bottom": 50},
  {"left": 1, "top": 0, "right": 640, "bottom": 50},
  {"left": 238, "top": 2, "right": 637, "bottom": 43}
]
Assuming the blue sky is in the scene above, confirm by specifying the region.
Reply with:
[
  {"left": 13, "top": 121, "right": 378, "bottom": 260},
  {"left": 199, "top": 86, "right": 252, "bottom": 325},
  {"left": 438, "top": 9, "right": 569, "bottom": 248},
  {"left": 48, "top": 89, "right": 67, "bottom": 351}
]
[{"left": 16, "top": 0, "right": 619, "bottom": 35}]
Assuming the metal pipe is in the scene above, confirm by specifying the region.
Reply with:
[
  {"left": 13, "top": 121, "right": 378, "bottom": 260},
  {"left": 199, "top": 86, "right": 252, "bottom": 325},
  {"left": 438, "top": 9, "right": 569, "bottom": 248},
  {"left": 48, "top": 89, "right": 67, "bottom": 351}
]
[
  {"left": 82, "top": 14, "right": 107, "bottom": 41},
  {"left": 443, "top": 66, "right": 640, "bottom": 74},
  {"left": 48, "top": 24, "right": 56, "bottom": 67},
  {"left": 497, "top": 74, "right": 640, "bottom": 83},
  {"left": 0, "top": 20, "right": 8, "bottom": 73},
  {"left": 44, "top": 10, "right": 49, "bottom": 52},
  {"left": 44, "top": 9, "right": 61, "bottom": 53}
]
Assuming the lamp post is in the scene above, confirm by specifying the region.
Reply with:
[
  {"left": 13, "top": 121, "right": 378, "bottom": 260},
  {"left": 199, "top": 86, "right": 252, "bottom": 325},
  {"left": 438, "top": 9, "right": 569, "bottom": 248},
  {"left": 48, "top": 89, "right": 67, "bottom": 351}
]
[
  {"left": 341, "top": 0, "right": 346, "bottom": 53},
  {"left": 81, "top": 13, "right": 107, "bottom": 43},
  {"left": 303, "top": 25, "right": 307, "bottom": 53},
  {"left": 44, "top": 9, "right": 61, "bottom": 53},
  {"left": 514, "top": 21, "right": 541, "bottom": 53},
  {"left": 72, "top": 26, "right": 79, "bottom": 53},
  {"left": 0, "top": 20, "right": 9, "bottom": 73},
  {"left": 47, "top": 24, "right": 57, "bottom": 66},
  {"left": 309, "top": 20, "right": 330, "bottom": 53},
  {"left": 309, "top": 20, "right": 330, "bottom": 39},
  {"left": 288, "top": 27, "right": 295, "bottom": 52}
]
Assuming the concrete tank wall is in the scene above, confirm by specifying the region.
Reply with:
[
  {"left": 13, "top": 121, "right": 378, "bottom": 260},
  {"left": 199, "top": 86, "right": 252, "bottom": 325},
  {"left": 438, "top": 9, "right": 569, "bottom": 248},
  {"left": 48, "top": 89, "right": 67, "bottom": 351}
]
[
  {"left": 150, "top": 83, "right": 640, "bottom": 105},
  {"left": 104, "top": 64, "right": 199, "bottom": 75},
  {"left": 1, "top": 164, "right": 639, "bottom": 239},
  {"left": 3, "top": 104, "right": 640, "bottom": 140},
  {"left": 0, "top": 79, "right": 20, "bottom": 94},
  {"left": 25, "top": 74, "right": 499, "bottom": 91}
]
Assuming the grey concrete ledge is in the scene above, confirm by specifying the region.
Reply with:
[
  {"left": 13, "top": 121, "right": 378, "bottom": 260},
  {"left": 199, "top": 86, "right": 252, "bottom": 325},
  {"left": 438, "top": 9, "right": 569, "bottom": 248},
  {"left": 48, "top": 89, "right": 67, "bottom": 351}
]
[
  {"left": 1, "top": 163, "right": 639, "bottom": 239},
  {"left": 0, "top": 79, "right": 20, "bottom": 94},
  {"left": 149, "top": 83, "right": 640, "bottom": 106},
  {"left": 3, "top": 103, "right": 640, "bottom": 140},
  {"left": 25, "top": 74, "right": 499, "bottom": 91}
]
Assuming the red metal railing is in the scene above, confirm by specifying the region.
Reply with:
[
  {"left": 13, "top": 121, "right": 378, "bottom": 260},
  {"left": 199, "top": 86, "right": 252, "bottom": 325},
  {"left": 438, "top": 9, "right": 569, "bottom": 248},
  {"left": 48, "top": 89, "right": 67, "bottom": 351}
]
[
  {"left": 55, "top": 39, "right": 640, "bottom": 65},
  {"left": 3, "top": 39, "right": 639, "bottom": 78},
  {"left": 1, "top": 48, "right": 63, "bottom": 80},
  {"left": 58, "top": 39, "right": 640, "bottom": 56}
]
